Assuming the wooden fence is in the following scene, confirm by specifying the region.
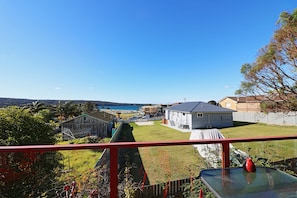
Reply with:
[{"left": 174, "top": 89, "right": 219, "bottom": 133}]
[{"left": 135, "top": 177, "right": 193, "bottom": 198}]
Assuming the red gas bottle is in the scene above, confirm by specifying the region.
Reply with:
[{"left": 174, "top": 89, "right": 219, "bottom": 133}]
[{"left": 243, "top": 157, "right": 256, "bottom": 172}]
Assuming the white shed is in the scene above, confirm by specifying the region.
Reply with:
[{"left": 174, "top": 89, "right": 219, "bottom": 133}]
[{"left": 164, "top": 101, "right": 234, "bottom": 130}]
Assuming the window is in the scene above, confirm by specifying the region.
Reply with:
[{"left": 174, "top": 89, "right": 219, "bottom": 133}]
[{"left": 197, "top": 113, "right": 203, "bottom": 118}]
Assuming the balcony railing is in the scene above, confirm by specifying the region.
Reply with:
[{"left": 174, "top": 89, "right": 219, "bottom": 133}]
[{"left": 1, "top": 135, "right": 297, "bottom": 197}]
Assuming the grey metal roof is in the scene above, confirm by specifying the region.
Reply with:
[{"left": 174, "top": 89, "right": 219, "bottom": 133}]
[{"left": 166, "top": 101, "right": 234, "bottom": 113}]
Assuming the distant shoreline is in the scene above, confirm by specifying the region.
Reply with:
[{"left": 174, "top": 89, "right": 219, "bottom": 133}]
[
  {"left": 100, "top": 109, "right": 140, "bottom": 114},
  {"left": 0, "top": 97, "right": 148, "bottom": 108},
  {"left": 98, "top": 104, "right": 142, "bottom": 111}
]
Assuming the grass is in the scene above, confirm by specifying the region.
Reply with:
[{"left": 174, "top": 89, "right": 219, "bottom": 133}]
[
  {"left": 119, "top": 112, "right": 139, "bottom": 120},
  {"left": 59, "top": 149, "right": 101, "bottom": 174},
  {"left": 221, "top": 122, "right": 297, "bottom": 138},
  {"left": 131, "top": 121, "right": 297, "bottom": 184},
  {"left": 131, "top": 121, "right": 204, "bottom": 184},
  {"left": 221, "top": 123, "right": 297, "bottom": 161},
  {"left": 56, "top": 138, "right": 104, "bottom": 188}
]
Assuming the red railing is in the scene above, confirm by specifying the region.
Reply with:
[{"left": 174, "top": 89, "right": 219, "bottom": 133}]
[{"left": 1, "top": 135, "right": 297, "bottom": 197}]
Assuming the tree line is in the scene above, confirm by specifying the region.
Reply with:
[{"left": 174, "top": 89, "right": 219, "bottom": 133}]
[{"left": 23, "top": 100, "right": 98, "bottom": 122}]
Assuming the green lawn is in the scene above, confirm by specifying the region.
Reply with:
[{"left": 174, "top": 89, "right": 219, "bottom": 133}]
[
  {"left": 221, "top": 123, "right": 297, "bottom": 138},
  {"left": 221, "top": 123, "right": 297, "bottom": 162},
  {"left": 57, "top": 139, "right": 103, "bottom": 189},
  {"left": 131, "top": 121, "right": 297, "bottom": 184},
  {"left": 131, "top": 121, "right": 204, "bottom": 184}
]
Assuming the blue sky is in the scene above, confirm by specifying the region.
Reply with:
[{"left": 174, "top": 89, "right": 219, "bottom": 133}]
[{"left": 0, "top": 0, "right": 296, "bottom": 104}]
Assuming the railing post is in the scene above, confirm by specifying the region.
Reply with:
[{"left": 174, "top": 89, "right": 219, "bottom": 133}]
[
  {"left": 110, "top": 147, "right": 118, "bottom": 197},
  {"left": 222, "top": 142, "right": 230, "bottom": 168}
]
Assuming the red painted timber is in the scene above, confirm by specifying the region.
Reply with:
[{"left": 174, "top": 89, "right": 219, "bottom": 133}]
[
  {"left": 1, "top": 135, "right": 297, "bottom": 152},
  {"left": 222, "top": 142, "right": 230, "bottom": 168},
  {"left": 110, "top": 147, "right": 118, "bottom": 198}
]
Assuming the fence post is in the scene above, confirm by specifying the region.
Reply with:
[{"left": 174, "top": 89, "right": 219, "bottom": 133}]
[
  {"left": 110, "top": 147, "right": 118, "bottom": 197},
  {"left": 222, "top": 142, "right": 230, "bottom": 168}
]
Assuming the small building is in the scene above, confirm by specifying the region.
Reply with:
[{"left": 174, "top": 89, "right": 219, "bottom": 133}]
[
  {"left": 61, "top": 111, "right": 115, "bottom": 140},
  {"left": 164, "top": 101, "right": 234, "bottom": 130},
  {"left": 140, "top": 105, "right": 160, "bottom": 116},
  {"left": 219, "top": 95, "right": 287, "bottom": 112},
  {"left": 219, "top": 96, "right": 263, "bottom": 112}
]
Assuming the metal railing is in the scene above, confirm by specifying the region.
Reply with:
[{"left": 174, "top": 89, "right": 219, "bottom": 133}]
[{"left": 1, "top": 135, "right": 297, "bottom": 197}]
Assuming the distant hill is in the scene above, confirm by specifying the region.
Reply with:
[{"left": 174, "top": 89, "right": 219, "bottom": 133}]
[{"left": 0, "top": 97, "right": 143, "bottom": 108}]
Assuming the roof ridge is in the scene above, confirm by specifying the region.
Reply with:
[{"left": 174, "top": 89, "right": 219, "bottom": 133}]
[{"left": 190, "top": 101, "right": 202, "bottom": 112}]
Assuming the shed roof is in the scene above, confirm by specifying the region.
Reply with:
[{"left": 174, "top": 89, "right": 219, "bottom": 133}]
[
  {"left": 88, "top": 111, "right": 115, "bottom": 122},
  {"left": 61, "top": 111, "right": 115, "bottom": 124},
  {"left": 166, "top": 101, "right": 234, "bottom": 113}
]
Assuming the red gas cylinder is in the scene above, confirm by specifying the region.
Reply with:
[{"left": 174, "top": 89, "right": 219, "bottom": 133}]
[{"left": 243, "top": 157, "right": 256, "bottom": 172}]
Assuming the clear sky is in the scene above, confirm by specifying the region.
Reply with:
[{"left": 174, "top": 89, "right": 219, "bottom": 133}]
[{"left": 0, "top": 0, "right": 296, "bottom": 104}]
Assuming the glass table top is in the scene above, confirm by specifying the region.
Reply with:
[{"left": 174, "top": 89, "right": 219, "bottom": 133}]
[{"left": 200, "top": 167, "right": 297, "bottom": 198}]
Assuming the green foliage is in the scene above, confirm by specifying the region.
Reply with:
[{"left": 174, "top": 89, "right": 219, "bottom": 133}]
[
  {"left": 55, "top": 165, "right": 138, "bottom": 198},
  {"left": 0, "top": 106, "right": 56, "bottom": 145},
  {"left": 118, "top": 166, "right": 139, "bottom": 198},
  {"left": 182, "top": 166, "right": 215, "bottom": 198},
  {"left": 34, "top": 108, "right": 55, "bottom": 123},
  {"left": 51, "top": 101, "right": 83, "bottom": 122},
  {"left": 182, "top": 177, "right": 215, "bottom": 198},
  {"left": 69, "top": 137, "right": 89, "bottom": 144},
  {"left": 67, "top": 136, "right": 109, "bottom": 144},
  {"left": 240, "top": 63, "right": 252, "bottom": 75},
  {"left": 82, "top": 101, "right": 97, "bottom": 113},
  {"left": 23, "top": 100, "right": 46, "bottom": 114},
  {"left": 0, "top": 106, "right": 62, "bottom": 197}
]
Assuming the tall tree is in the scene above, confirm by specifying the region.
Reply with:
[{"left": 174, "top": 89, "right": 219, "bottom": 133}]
[
  {"left": 0, "top": 106, "right": 62, "bottom": 197},
  {"left": 53, "top": 101, "right": 81, "bottom": 121},
  {"left": 23, "top": 100, "right": 46, "bottom": 114},
  {"left": 83, "top": 101, "right": 97, "bottom": 113},
  {"left": 236, "top": 9, "right": 297, "bottom": 111}
]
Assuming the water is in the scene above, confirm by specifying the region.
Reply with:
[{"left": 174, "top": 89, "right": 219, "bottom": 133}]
[{"left": 98, "top": 105, "right": 142, "bottom": 111}]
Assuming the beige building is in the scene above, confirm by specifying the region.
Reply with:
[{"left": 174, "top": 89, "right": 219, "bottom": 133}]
[{"left": 219, "top": 96, "right": 263, "bottom": 112}]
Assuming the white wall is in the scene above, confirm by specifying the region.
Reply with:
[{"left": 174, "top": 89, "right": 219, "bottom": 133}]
[
  {"left": 166, "top": 110, "right": 233, "bottom": 129},
  {"left": 233, "top": 112, "right": 297, "bottom": 126}
]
